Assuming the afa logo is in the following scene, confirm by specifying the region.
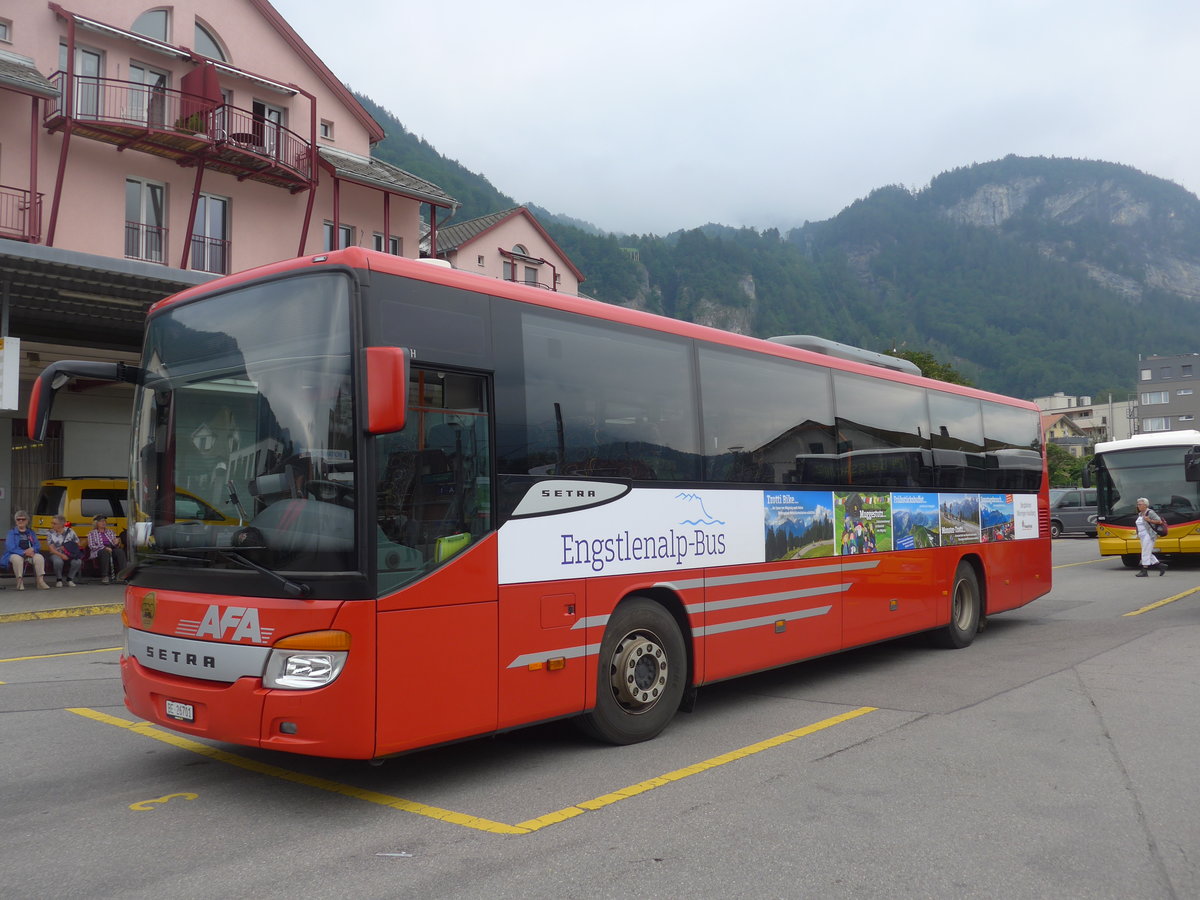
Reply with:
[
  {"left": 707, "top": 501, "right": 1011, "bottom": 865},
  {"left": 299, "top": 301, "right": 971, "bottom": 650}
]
[{"left": 177, "top": 605, "right": 276, "bottom": 644}]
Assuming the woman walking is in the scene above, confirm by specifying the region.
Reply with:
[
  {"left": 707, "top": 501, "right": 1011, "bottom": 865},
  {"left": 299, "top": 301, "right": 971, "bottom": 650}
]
[{"left": 1134, "top": 497, "right": 1167, "bottom": 576}]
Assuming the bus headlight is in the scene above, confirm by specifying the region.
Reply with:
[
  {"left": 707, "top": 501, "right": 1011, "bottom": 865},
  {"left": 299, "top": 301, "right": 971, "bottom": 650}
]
[{"left": 263, "top": 630, "right": 350, "bottom": 690}]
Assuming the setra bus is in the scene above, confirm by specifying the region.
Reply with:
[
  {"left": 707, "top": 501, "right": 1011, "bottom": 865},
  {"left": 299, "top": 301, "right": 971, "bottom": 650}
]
[
  {"left": 1089, "top": 430, "right": 1200, "bottom": 566},
  {"left": 28, "top": 248, "right": 1052, "bottom": 759}
]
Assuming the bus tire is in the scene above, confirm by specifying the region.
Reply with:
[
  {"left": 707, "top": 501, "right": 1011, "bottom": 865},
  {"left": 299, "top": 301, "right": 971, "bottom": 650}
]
[
  {"left": 578, "top": 596, "right": 687, "bottom": 745},
  {"left": 1121, "top": 554, "right": 1140, "bottom": 569},
  {"left": 930, "top": 562, "right": 981, "bottom": 649}
]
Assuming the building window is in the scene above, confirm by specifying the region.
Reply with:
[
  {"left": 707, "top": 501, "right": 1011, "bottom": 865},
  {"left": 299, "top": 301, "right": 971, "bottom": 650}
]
[
  {"left": 1140, "top": 368, "right": 1152, "bottom": 381},
  {"left": 477, "top": 255, "right": 485, "bottom": 267},
  {"left": 524, "top": 266, "right": 538, "bottom": 284},
  {"left": 1184, "top": 365, "right": 1194, "bottom": 377},
  {"left": 513, "top": 244, "right": 529, "bottom": 256},
  {"left": 319, "top": 120, "right": 334, "bottom": 140},
  {"left": 194, "top": 20, "right": 226, "bottom": 61},
  {"left": 503, "top": 260, "right": 513, "bottom": 281},
  {"left": 251, "top": 100, "right": 285, "bottom": 154},
  {"left": 191, "top": 193, "right": 229, "bottom": 274},
  {"left": 324, "top": 222, "right": 353, "bottom": 250},
  {"left": 125, "top": 177, "right": 166, "bottom": 263},
  {"left": 131, "top": 10, "right": 168, "bottom": 41},
  {"left": 1181, "top": 415, "right": 1195, "bottom": 422},
  {"left": 1178, "top": 389, "right": 1193, "bottom": 396},
  {"left": 127, "top": 63, "right": 169, "bottom": 128},
  {"left": 0, "top": 19, "right": 12, "bottom": 43},
  {"left": 1141, "top": 391, "right": 1169, "bottom": 405},
  {"left": 61, "top": 44, "right": 103, "bottom": 118},
  {"left": 372, "top": 233, "right": 400, "bottom": 255},
  {"left": 1161, "top": 367, "right": 1172, "bottom": 379},
  {"left": 1142, "top": 417, "right": 1170, "bottom": 432}
]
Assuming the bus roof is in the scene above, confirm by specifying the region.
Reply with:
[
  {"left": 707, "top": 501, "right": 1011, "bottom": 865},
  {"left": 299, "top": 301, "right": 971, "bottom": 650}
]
[
  {"left": 1094, "top": 429, "right": 1200, "bottom": 455},
  {"left": 151, "top": 248, "right": 1035, "bottom": 411}
]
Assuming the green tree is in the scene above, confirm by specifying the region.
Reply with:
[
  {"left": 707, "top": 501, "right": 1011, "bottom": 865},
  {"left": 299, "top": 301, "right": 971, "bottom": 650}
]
[
  {"left": 1046, "top": 444, "right": 1088, "bottom": 486},
  {"left": 890, "top": 350, "right": 973, "bottom": 385}
]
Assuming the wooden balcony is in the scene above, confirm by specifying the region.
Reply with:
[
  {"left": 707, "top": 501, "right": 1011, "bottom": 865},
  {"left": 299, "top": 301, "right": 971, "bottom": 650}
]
[{"left": 43, "top": 73, "right": 314, "bottom": 193}]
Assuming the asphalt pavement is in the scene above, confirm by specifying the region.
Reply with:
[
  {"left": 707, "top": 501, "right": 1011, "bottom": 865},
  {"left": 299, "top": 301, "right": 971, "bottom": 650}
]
[{"left": 0, "top": 574, "right": 124, "bottom": 622}]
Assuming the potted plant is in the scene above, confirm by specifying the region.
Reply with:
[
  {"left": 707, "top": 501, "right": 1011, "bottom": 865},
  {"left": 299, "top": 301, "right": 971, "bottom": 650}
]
[{"left": 174, "top": 111, "right": 205, "bottom": 135}]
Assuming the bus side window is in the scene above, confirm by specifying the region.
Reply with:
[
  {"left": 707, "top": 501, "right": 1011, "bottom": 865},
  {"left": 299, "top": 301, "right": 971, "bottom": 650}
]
[{"left": 375, "top": 368, "right": 491, "bottom": 592}]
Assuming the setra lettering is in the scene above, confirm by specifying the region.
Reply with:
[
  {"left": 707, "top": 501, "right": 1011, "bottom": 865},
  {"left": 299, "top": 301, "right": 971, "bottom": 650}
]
[{"left": 145, "top": 645, "right": 216, "bottom": 669}]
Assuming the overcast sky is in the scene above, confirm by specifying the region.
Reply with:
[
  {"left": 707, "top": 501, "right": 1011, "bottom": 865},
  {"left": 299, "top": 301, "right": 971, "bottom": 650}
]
[{"left": 272, "top": 0, "right": 1200, "bottom": 235}]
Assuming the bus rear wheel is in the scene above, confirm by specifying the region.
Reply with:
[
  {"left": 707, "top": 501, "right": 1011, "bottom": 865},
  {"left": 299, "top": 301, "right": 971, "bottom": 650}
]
[
  {"left": 1121, "top": 554, "right": 1140, "bottom": 569},
  {"left": 578, "top": 596, "right": 687, "bottom": 745},
  {"left": 930, "top": 562, "right": 981, "bottom": 649}
]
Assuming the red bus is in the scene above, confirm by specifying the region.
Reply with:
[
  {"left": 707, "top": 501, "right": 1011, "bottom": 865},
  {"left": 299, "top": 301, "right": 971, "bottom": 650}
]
[{"left": 28, "top": 248, "right": 1051, "bottom": 759}]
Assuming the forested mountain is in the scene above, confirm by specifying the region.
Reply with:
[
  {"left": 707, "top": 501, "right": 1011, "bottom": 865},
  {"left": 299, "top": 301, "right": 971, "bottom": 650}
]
[{"left": 359, "top": 94, "right": 1200, "bottom": 399}]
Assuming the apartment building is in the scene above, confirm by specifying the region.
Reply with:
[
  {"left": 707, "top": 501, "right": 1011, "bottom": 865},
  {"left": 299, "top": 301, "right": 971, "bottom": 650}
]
[
  {"left": 0, "top": 0, "right": 456, "bottom": 514},
  {"left": 1137, "top": 353, "right": 1200, "bottom": 435},
  {"left": 1032, "top": 392, "right": 1135, "bottom": 444}
]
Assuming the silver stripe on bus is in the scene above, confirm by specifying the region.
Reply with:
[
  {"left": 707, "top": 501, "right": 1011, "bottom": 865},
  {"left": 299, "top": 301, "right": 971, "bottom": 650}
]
[
  {"left": 655, "top": 558, "right": 880, "bottom": 593},
  {"left": 690, "top": 582, "right": 851, "bottom": 615},
  {"left": 525, "top": 561, "right": 873, "bottom": 665},
  {"left": 127, "top": 627, "right": 271, "bottom": 683},
  {"left": 506, "top": 642, "right": 602, "bottom": 669},
  {"left": 696, "top": 605, "right": 833, "bottom": 636}
]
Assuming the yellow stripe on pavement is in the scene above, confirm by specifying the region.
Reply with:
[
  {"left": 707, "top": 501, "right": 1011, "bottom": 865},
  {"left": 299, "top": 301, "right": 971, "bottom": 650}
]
[
  {"left": 0, "top": 603, "right": 122, "bottom": 624},
  {"left": 1124, "top": 584, "right": 1200, "bottom": 616},
  {"left": 0, "top": 646, "right": 120, "bottom": 663},
  {"left": 68, "top": 704, "right": 877, "bottom": 836},
  {"left": 1053, "top": 558, "right": 1106, "bottom": 569},
  {"left": 518, "top": 705, "right": 877, "bottom": 831}
]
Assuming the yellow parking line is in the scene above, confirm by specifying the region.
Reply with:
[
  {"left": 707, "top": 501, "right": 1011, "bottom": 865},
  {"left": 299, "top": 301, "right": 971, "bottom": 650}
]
[
  {"left": 0, "top": 647, "right": 120, "bottom": 663},
  {"left": 68, "top": 704, "right": 877, "bottom": 835},
  {"left": 1123, "top": 585, "right": 1200, "bottom": 616},
  {"left": 1053, "top": 558, "right": 1106, "bottom": 569},
  {"left": 0, "top": 603, "right": 122, "bottom": 623},
  {"left": 517, "top": 705, "right": 877, "bottom": 832}
]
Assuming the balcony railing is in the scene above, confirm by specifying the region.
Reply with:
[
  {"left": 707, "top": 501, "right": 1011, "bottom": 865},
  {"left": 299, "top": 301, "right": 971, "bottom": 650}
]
[
  {"left": 189, "top": 234, "right": 230, "bottom": 275},
  {"left": 125, "top": 220, "right": 168, "bottom": 264},
  {"left": 0, "top": 185, "right": 43, "bottom": 241},
  {"left": 45, "top": 73, "right": 313, "bottom": 191}
]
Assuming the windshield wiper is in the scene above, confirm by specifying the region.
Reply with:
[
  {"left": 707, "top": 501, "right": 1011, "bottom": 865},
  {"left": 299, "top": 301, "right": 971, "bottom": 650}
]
[{"left": 217, "top": 550, "right": 311, "bottom": 598}]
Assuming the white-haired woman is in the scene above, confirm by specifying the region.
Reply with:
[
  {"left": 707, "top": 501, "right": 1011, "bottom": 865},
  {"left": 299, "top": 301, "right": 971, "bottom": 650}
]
[
  {"left": 4, "top": 510, "right": 49, "bottom": 590},
  {"left": 1134, "top": 497, "right": 1167, "bottom": 576}
]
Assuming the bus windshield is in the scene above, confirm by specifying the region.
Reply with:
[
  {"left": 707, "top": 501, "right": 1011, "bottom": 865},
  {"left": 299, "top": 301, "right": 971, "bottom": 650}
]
[
  {"left": 1096, "top": 446, "right": 1200, "bottom": 519},
  {"left": 130, "top": 273, "right": 357, "bottom": 579}
]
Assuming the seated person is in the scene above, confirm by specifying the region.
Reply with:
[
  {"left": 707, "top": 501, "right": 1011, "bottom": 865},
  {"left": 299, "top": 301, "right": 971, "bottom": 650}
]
[
  {"left": 45, "top": 515, "right": 83, "bottom": 587},
  {"left": 5, "top": 510, "right": 50, "bottom": 590},
  {"left": 87, "top": 515, "right": 127, "bottom": 584}
]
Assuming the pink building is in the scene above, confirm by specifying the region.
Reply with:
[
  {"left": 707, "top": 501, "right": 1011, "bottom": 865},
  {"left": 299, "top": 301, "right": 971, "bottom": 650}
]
[
  {"left": 431, "top": 207, "right": 585, "bottom": 296},
  {"left": 0, "top": 0, "right": 456, "bottom": 513}
]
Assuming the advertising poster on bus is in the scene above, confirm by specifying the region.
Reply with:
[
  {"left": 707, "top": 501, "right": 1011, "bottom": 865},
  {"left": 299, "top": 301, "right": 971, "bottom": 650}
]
[
  {"left": 980, "top": 493, "right": 1016, "bottom": 542},
  {"left": 763, "top": 490, "right": 835, "bottom": 561},
  {"left": 835, "top": 491, "right": 892, "bottom": 555},
  {"left": 498, "top": 486, "right": 766, "bottom": 584},
  {"left": 1012, "top": 493, "right": 1039, "bottom": 539},
  {"left": 939, "top": 493, "right": 981, "bottom": 545},
  {"left": 892, "top": 493, "right": 941, "bottom": 550}
]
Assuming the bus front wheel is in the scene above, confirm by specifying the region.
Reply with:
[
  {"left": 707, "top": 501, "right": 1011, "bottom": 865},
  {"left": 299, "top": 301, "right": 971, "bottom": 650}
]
[
  {"left": 930, "top": 562, "right": 981, "bottom": 649},
  {"left": 578, "top": 596, "right": 687, "bottom": 745}
]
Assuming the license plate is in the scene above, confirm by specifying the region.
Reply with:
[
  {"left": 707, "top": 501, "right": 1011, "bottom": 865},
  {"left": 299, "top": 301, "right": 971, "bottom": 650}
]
[{"left": 164, "top": 699, "right": 194, "bottom": 722}]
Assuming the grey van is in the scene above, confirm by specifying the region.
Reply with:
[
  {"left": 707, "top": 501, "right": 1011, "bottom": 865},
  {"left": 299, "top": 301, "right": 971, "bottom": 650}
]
[{"left": 1049, "top": 487, "right": 1097, "bottom": 538}]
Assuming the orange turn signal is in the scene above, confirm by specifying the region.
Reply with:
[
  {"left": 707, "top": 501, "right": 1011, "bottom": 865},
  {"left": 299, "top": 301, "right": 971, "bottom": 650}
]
[{"left": 272, "top": 630, "right": 351, "bottom": 651}]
